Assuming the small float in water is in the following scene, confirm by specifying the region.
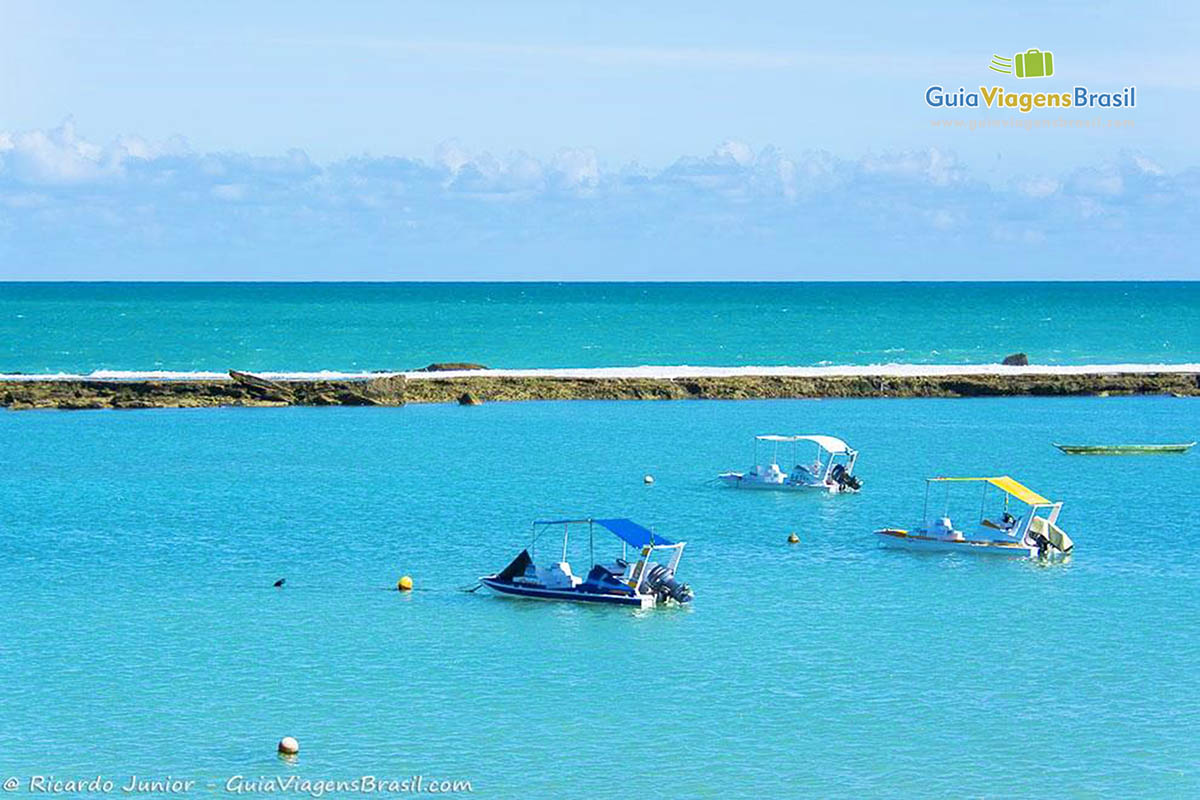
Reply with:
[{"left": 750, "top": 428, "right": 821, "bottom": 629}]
[
  {"left": 479, "top": 518, "right": 692, "bottom": 608},
  {"left": 719, "top": 434, "right": 862, "bottom": 493},
  {"left": 1054, "top": 442, "right": 1194, "bottom": 455},
  {"left": 875, "top": 476, "right": 1073, "bottom": 559}
]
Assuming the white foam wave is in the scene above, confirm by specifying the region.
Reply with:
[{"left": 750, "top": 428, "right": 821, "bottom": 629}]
[
  {"left": 402, "top": 363, "right": 1200, "bottom": 379},
  {"left": 0, "top": 363, "right": 1197, "bottom": 382}
]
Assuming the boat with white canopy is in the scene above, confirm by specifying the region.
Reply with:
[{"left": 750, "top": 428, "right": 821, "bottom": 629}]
[
  {"left": 718, "top": 434, "right": 862, "bottom": 492},
  {"left": 479, "top": 518, "right": 692, "bottom": 608},
  {"left": 875, "top": 476, "right": 1073, "bottom": 558}
]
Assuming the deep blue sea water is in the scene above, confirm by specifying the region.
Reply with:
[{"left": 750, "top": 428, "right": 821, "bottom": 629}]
[
  {"left": 2, "top": 395, "right": 1198, "bottom": 798},
  {"left": 1, "top": 282, "right": 1198, "bottom": 373}
]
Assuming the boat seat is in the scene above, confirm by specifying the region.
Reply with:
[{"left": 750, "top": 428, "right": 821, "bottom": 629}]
[{"left": 545, "top": 562, "right": 582, "bottom": 588}]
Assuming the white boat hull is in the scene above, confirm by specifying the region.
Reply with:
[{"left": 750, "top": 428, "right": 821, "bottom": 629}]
[
  {"left": 718, "top": 473, "right": 851, "bottom": 493},
  {"left": 874, "top": 529, "right": 1037, "bottom": 558},
  {"left": 479, "top": 577, "right": 656, "bottom": 608}
]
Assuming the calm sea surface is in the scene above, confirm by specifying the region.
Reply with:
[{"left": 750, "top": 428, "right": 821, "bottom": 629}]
[
  {"left": 1, "top": 282, "right": 1198, "bottom": 372},
  {"left": 1, "top": 395, "right": 1198, "bottom": 797}
]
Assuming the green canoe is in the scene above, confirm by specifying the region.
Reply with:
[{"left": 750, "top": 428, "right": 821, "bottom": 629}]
[{"left": 1054, "top": 442, "right": 1196, "bottom": 455}]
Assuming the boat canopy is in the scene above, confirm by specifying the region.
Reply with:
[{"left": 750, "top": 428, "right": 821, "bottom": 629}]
[
  {"left": 929, "top": 476, "right": 1052, "bottom": 506},
  {"left": 533, "top": 518, "right": 677, "bottom": 548},
  {"left": 594, "top": 518, "right": 676, "bottom": 548},
  {"left": 794, "top": 435, "right": 853, "bottom": 454},
  {"left": 755, "top": 434, "right": 853, "bottom": 454}
]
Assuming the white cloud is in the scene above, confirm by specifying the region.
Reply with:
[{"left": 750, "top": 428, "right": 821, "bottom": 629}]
[
  {"left": 2, "top": 120, "right": 113, "bottom": 182},
  {"left": 0, "top": 124, "right": 1196, "bottom": 278},
  {"left": 211, "top": 183, "right": 247, "bottom": 201},
  {"left": 1018, "top": 177, "right": 1060, "bottom": 197},
  {"left": 0, "top": 121, "right": 192, "bottom": 184},
  {"left": 1132, "top": 154, "right": 1165, "bottom": 176},
  {"left": 1067, "top": 168, "right": 1124, "bottom": 197},
  {"left": 435, "top": 140, "right": 472, "bottom": 174},
  {"left": 715, "top": 139, "right": 755, "bottom": 167},
  {"left": 858, "top": 148, "right": 965, "bottom": 186},
  {"left": 552, "top": 148, "right": 599, "bottom": 188}
]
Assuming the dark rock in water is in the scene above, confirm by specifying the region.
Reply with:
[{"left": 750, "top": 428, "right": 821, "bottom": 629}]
[
  {"left": 1001, "top": 353, "right": 1029, "bottom": 366},
  {"left": 421, "top": 362, "right": 488, "bottom": 372},
  {"left": 273, "top": 578, "right": 286, "bottom": 588},
  {"left": 458, "top": 392, "right": 483, "bottom": 406}
]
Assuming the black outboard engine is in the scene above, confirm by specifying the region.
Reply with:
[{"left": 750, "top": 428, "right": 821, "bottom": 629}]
[
  {"left": 644, "top": 563, "right": 693, "bottom": 604},
  {"left": 829, "top": 463, "right": 863, "bottom": 492},
  {"left": 1028, "top": 529, "right": 1051, "bottom": 558}
]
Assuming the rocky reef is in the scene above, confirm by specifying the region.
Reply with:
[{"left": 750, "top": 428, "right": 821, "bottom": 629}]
[
  {"left": 1, "top": 372, "right": 408, "bottom": 411},
  {"left": 1, "top": 369, "right": 1196, "bottom": 411},
  {"left": 400, "top": 372, "right": 1200, "bottom": 403}
]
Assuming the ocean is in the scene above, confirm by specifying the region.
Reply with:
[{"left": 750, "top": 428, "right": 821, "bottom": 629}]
[
  {"left": 1, "top": 282, "right": 1198, "bottom": 798},
  {"left": 1, "top": 282, "right": 1198, "bottom": 374}
]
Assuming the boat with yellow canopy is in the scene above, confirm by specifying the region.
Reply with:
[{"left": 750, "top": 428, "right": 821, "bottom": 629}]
[{"left": 875, "top": 476, "right": 1073, "bottom": 558}]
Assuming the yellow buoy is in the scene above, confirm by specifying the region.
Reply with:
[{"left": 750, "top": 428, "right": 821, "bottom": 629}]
[
  {"left": 278, "top": 736, "right": 300, "bottom": 755},
  {"left": 787, "top": 532, "right": 800, "bottom": 544},
  {"left": 397, "top": 575, "right": 414, "bottom": 592}
]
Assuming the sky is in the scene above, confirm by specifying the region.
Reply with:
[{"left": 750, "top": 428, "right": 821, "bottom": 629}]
[{"left": 0, "top": 0, "right": 1197, "bottom": 280}]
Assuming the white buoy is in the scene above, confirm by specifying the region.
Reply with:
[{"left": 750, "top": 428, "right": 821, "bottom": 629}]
[
  {"left": 644, "top": 475, "right": 654, "bottom": 485},
  {"left": 278, "top": 736, "right": 300, "bottom": 756}
]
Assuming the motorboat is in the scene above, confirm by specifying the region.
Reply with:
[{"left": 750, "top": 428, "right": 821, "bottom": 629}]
[
  {"left": 1054, "top": 442, "right": 1194, "bottom": 455},
  {"left": 479, "top": 518, "right": 693, "bottom": 608},
  {"left": 719, "top": 434, "right": 862, "bottom": 493},
  {"left": 875, "top": 476, "right": 1073, "bottom": 558}
]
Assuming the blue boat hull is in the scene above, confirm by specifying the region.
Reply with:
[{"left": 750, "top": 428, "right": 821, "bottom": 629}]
[{"left": 479, "top": 577, "right": 648, "bottom": 607}]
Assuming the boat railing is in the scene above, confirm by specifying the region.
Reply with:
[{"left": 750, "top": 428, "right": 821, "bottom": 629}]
[{"left": 1014, "top": 502, "right": 1063, "bottom": 542}]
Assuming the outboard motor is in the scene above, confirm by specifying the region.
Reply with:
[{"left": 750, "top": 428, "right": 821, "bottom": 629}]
[
  {"left": 644, "top": 563, "right": 693, "bottom": 604},
  {"left": 1027, "top": 517, "right": 1073, "bottom": 558},
  {"left": 829, "top": 463, "right": 863, "bottom": 492},
  {"left": 1029, "top": 529, "right": 1052, "bottom": 558}
]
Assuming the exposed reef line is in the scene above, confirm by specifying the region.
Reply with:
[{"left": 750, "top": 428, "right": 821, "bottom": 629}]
[{"left": 1, "top": 369, "right": 1197, "bottom": 410}]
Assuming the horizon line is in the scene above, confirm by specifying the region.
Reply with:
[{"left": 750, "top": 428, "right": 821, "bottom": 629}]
[{"left": 1, "top": 278, "right": 1197, "bottom": 285}]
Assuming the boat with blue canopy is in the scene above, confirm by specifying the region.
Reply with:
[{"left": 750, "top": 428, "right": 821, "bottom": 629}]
[
  {"left": 479, "top": 518, "right": 692, "bottom": 608},
  {"left": 874, "top": 476, "right": 1073, "bottom": 558}
]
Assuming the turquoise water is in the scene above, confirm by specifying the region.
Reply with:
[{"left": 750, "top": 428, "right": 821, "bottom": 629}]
[
  {"left": 2, "top": 395, "right": 1198, "bottom": 797},
  {"left": 2, "top": 282, "right": 1198, "bottom": 373}
]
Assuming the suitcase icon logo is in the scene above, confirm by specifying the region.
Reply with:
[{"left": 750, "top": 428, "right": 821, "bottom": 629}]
[{"left": 989, "top": 49, "right": 1054, "bottom": 78}]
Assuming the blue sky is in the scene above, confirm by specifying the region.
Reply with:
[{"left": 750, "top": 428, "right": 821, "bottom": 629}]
[{"left": 0, "top": 0, "right": 1197, "bottom": 279}]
